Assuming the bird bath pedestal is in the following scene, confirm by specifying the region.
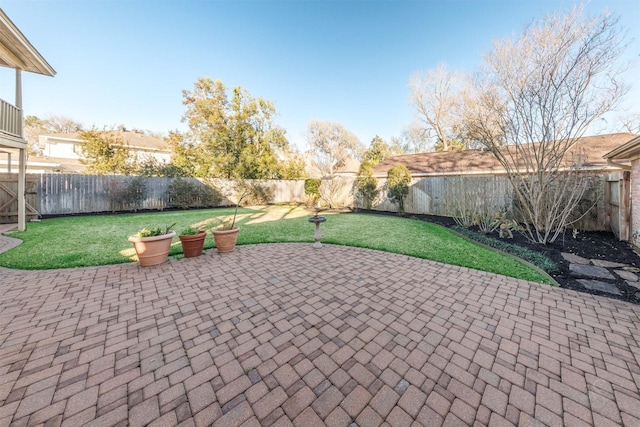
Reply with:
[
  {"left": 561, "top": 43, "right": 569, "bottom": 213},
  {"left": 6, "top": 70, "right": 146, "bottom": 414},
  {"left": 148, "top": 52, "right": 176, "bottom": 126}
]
[{"left": 308, "top": 215, "right": 326, "bottom": 248}]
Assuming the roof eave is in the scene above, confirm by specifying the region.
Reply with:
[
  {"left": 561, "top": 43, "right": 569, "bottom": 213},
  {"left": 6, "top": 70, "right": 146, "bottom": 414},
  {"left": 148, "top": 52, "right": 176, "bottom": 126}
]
[
  {"left": 603, "top": 135, "right": 640, "bottom": 160},
  {"left": 0, "top": 8, "right": 56, "bottom": 76}
]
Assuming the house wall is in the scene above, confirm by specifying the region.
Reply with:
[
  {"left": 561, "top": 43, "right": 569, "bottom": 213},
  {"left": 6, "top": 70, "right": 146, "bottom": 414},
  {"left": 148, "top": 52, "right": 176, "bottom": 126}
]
[
  {"left": 632, "top": 159, "right": 640, "bottom": 248},
  {"left": 43, "top": 139, "right": 80, "bottom": 159},
  {"left": 136, "top": 150, "right": 171, "bottom": 163}
]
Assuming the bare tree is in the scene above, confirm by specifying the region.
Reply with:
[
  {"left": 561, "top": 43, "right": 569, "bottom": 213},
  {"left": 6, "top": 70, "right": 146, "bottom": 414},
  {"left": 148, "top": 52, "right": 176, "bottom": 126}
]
[
  {"left": 467, "top": 6, "right": 628, "bottom": 244},
  {"left": 618, "top": 113, "right": 640, "bottom": 134},
  {"left": 409, "top": 64, "right": 469, "bottom": 151},
  {"left": 305, "top": 120, "right": 363, "bottom": 178},
  {"left": 391, "top": 124, "right": 432, "bottom": 154},
  {"left": 41, "top": 115, "right": 83, "bottom": 134}
]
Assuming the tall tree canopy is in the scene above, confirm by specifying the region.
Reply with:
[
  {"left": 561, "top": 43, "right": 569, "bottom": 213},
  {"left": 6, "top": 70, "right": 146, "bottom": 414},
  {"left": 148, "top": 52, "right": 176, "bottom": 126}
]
[
  {"left": 362, "top": 135, "right": 404, "bottom": 166},
  {"left": 78, "top": 129, "right": 134, "bottom": 175},
  {"left": 306, "top": 120, "right": 364, "bottom": 178},
  {"left": 409, "top": 64, "right": 470, "bottom": 151},
  {"left": 174, "top": 78, "right": 297, "bottom": 179}
]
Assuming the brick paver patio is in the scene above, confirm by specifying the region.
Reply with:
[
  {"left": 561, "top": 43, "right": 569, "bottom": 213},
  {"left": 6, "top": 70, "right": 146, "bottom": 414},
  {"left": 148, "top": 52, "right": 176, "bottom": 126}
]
[{"left": 1, "top": 243, "right": 639, "bottom": 426}]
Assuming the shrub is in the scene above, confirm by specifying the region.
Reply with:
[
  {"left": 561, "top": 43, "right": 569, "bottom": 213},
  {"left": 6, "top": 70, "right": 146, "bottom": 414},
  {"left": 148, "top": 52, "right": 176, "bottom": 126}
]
[
  {"left": 105, "top": 176, "right": 147, "bottom": 213},
  {"left": 356, "top": 163, "right": 378, "bottom": 210},
  {"left": 304, "top": 178, "right": 322, "bottom": 207},
  {"left": 167, "top": 178, "right": 221, "bottom": 209},
  {"left": 319, "top": 177, "right": 352, "bottom": 209},
  {"left": 387, "top": 165, "right": 411, "bottom": 215},
  {"left": 235, "top": 181, "right": 274, "bottom": 206}
]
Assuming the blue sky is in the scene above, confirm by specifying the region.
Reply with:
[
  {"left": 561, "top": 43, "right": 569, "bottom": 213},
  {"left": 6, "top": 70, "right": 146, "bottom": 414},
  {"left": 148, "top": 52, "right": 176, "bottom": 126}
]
[{"left": 1, "top": 0, "right": 638, "bottom": 151}]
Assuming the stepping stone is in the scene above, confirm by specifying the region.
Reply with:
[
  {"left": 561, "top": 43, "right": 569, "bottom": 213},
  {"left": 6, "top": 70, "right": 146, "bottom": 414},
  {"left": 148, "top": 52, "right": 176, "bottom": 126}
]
[
  {"left": 623, "top": 266, "right": 640, "bottom": 273},
  {"left": 627, "top": 281, "right": 640, "bottom": 290},
  {"left": 615, "top": 269, "right": 638, "bottom": 282},
  {"left": 576, "top": 279, "right": 622, "bottom": 296},
  {"left": 561, "top": 253, "right": 590, "bottom": 264},
  {"left": 569, "top": 264, "right": 615, "bottom": 280},
  {"left": 591, "top": 259, "right": 628, "bottom": 268}
]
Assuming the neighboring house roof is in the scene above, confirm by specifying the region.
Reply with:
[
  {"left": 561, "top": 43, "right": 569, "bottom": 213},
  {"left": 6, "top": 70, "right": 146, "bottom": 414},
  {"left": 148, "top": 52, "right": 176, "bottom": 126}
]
[
  {"left": 373, "top": 133, "right": 637, "bottom": 177},
  {"left": 604, "top": 135, "right": 640, "bottom": 160},
  {"left": 0, "top": 9, "right": 55, "bottom": 76},
  {"left": 42, "top": 131, "right": 168, "bottom": 152},
  {"left": 335, "top": 158, "right": 361, "bottom": 175},
  {"left": 27, "top": 155, "right": 87, "bottom": 173}
]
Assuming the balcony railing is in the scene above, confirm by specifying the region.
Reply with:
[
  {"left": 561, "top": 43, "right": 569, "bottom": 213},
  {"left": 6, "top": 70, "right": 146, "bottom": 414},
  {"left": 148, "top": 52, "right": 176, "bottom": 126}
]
[{"left": 0, "top": 98, "right": 22, "bottom": 139}]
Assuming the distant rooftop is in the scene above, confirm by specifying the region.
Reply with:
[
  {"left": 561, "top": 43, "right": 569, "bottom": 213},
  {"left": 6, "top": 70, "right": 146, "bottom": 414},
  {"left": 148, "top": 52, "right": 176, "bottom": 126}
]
[{"left": 373, "top": 133, "right": 637, "bottom": 177}]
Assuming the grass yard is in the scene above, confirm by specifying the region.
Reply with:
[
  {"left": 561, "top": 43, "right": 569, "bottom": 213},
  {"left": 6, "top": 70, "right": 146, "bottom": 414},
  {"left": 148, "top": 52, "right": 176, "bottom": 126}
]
[{"left": 0, "top": 205, "right": 553, "bottom": 284}]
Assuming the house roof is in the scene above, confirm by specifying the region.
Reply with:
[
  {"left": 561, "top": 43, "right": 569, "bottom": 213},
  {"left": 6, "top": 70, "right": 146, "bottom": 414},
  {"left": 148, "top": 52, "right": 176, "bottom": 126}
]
[
  {"left": 43, "top": 131, "right": 169, "bottom": 152},
  {"left": 335, "top": 158, "right": 361, "bottom": 175},
  {"left": 603, "top": 135, "right": 640, "bottom": 161},
  {"left": 26, "top": 155, "right": 87, "bottom": 173},
  {"left": 373, "top": 133, "right": 637, "bottom": 177},
  {"left": 0, "top": 9, "right": 55, "bottom": 76}
]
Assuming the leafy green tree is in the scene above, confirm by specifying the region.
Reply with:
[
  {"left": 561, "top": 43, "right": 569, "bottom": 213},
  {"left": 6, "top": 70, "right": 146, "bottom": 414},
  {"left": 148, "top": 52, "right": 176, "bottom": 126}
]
[
  {"left": 362, "top": 135, "right": 404, "bottom": 166},
  {"left": 78, "top": 129, "right": 135, "bottom": 175},
  {"left": 276, "top": 152, "right": 307, "bottom": 180},
  {"left": 387, "top": 165, "right": 412, "bottom": 215},
  {"left": 178, "top": 78, "right": 291, "bottom": 179}
]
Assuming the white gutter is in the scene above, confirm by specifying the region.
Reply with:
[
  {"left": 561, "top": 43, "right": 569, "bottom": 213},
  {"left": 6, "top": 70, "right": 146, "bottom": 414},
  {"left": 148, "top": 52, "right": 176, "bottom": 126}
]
[{"left": 606, "top": 158, "right": 631, "bottom": 171}]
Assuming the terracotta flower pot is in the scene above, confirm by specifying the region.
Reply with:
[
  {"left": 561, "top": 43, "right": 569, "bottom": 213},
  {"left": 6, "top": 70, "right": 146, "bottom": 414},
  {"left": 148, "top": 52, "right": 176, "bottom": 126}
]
[
  {"left": 128, "top": 232, "right": 176, "bottom": 266},
  {"left": 179, "top": 231, "right": 207, "bottom": 257},
  {"left": 212, "top": 227, "right": 239, "bottom": 253}
]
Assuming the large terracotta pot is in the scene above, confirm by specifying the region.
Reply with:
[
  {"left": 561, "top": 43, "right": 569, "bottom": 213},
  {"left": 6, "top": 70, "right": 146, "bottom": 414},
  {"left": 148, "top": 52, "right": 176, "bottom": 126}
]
[
  {"left": 179, "top": 231, "right": 207, "bottom": 257},
  {"left": 212, "top": 227, "right": 239, "bottom": 253},
  {"left": 128, "top": 232, "right": 176, "bottom": 266}
]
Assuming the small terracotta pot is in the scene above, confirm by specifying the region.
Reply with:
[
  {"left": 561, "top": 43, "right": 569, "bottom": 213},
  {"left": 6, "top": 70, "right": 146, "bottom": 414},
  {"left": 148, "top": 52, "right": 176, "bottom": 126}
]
[
  {"left": 212, "top": 227, "right": 239, "bottom": 253},
  {"left": 179, "top": 231, "right": 207, "bottom": 257},
  {"left": 128, "top": 232, "right": 176, "bottom": 266}
]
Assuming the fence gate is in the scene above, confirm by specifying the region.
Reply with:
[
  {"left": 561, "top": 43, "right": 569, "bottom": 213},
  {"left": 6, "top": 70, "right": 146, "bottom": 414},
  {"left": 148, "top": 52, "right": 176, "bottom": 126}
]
[
  {"left": 606, "top": 171, "right": 630, "bottom": 240},
  {"left": 0, "top": 173, "right": 38, "bottom": 224}
]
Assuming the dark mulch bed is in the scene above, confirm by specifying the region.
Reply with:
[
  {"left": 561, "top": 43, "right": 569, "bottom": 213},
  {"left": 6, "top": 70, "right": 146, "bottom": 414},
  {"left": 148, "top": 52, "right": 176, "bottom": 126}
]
[{"left": 358, "top": 209, "right": 640, "bottom": 305}]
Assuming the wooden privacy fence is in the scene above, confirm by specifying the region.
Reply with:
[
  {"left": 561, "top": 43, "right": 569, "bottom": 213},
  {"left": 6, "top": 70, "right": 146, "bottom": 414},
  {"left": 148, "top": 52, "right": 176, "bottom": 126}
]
[
  {"left": 365, "top": 173, "right": 610, "bottom": 231},
  {"left": 35, "top": 174, "right": 306, "bottom": 216},
  {"left": 605, "top": 171, "right": 630, "bottom": 240},
  {"left": 0, "top": 173, "right": 38, "bottom": 224},
  {"left": 2, "top": 172, "right": 614, "bottom": 234}
]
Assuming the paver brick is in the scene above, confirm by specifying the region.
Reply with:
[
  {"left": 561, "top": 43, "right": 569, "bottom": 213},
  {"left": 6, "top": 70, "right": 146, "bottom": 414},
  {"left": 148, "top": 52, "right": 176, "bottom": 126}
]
[
  {"left": 341, "top": 384, "right": 372, "bottom": 418},
  {"left": 311, "top": 385, "right": 343, "bottom": 419},
  {"left": 253, "top": 387, "right": 288, "bottom": 420},
  {"left": 386, "top": 406, "right": 413, "bottom": 427},
  {"left": 130, "top": 397, "right": 160, "bottom": 427},
  {"left": 283, "top": 386, "right": 316, "bottom": 419}
]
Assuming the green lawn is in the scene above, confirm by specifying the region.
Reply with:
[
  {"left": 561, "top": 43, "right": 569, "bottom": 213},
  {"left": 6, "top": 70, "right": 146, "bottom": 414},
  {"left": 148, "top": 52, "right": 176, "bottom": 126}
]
[{"left": 0, "top": 205, "right": 553, "bottom": 284}]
